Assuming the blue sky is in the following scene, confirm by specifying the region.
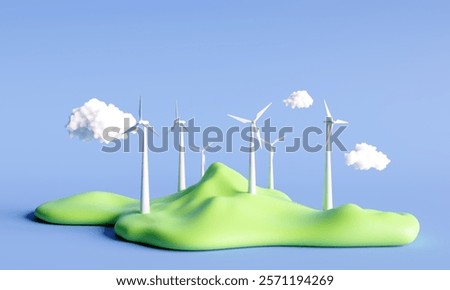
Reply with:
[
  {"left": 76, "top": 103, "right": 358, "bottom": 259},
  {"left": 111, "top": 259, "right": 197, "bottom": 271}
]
[{"left": 0, "top": 1, "right": 449, "bottom": 269}]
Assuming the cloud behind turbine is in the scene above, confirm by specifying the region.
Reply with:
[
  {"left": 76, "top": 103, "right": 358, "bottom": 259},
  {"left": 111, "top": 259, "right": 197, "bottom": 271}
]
[
  {"left": 66, "top": 98, "right": 136, "bottom": 144},
  {"left": 345, "top": 143, "right": 391, "bottom": 171},
  {"left": 283, "top": 90, "right": 314, "bottom": 109}
]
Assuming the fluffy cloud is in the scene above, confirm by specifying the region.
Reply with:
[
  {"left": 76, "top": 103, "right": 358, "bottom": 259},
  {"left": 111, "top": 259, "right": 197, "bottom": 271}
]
[
  {"left": 283, "top": 90, "right": 314, "bottom": 109},
  {"left": 345, "top": 143, "right": 391, "bottom": 171},
  {"left": 66, "top": 98, "right": 136, "bottom": 144}
]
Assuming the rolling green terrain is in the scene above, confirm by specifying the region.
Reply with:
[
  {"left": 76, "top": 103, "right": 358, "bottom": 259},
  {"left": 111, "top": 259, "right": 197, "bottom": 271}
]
[{"left": 35, "top": 162, "right": 420, "bottom": 250}]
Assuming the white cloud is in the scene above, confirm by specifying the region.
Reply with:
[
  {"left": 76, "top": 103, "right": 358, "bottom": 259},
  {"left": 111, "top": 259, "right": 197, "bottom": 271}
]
[
  {"left": 345, "top": 143, "right": 391, "bottom": 171},
  {"left": 66, "top": 98, "right": 136, "bottom": 144},
  {"left": 283, "top": 90, "right": 314, "bottom": 109}
]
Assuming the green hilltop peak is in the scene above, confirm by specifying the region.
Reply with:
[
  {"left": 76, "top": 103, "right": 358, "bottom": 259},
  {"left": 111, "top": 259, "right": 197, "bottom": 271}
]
[
  {"left": 202, "top": 162, "right": 243, "bottom": 180},
  {"left": 188, "top": 162, "right": 291, "bottom": 201}
]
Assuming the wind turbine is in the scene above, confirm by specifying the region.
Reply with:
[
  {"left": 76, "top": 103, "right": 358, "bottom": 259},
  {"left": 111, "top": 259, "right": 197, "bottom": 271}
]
[
  {"left": 124, "top": 97, "right": 158, "bottom": 214},
  {"left": 323, "top": 100, "right": 348, "bottom": 211},
  {"left": 200, "top": 143, "right": 215, "bottom": 177},
  {"left": 263, "top": 136, "right": 284, "bottom": 190},
  {"left": 228, "top": 103, "right": 272, "bottom": 194},
  {"left": 171, "top": 102, "right": 188, "bottom": 192}
]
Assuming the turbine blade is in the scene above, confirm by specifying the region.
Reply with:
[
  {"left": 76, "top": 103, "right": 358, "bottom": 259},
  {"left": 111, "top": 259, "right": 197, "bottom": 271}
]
[
  {"left": 324, "top": 100, "right": 332, "bottom": 118},
  {"left": 139, "top": 96, "right": 142, "bottom": 121},
  {"left": 260, "top": 138, "right": 269, "bottom": 145},
  {"left": 254, "top": 103, "right": 272, "bottom": 122},
  {"left": 189, "top": 145, "right": 200, "bottom": 152},
  {"left": 124, "top": 124, "right": 138, "bottom": 135},
  {"left": 272, "top": 135, "right": 285, "bottom": 145},
  {"left": 152, "top": 128, "right": 160, "bottom": 137},
  {"left": 334, "top": 119, "right": 348, "bottom": 125},
  {"left": 175, "top": 101, "right": 179, "bottom": 120},
  {"left": 227, "top": 114, "right": 252, "bottom": 124},
  {"left": 146, "top": 123, "right": 160, "bottom": 137}
]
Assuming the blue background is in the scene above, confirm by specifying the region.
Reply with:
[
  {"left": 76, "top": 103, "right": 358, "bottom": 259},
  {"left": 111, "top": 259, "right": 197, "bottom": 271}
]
[{"left": 0, "top": 0, "right": 448, "bottom": 269}]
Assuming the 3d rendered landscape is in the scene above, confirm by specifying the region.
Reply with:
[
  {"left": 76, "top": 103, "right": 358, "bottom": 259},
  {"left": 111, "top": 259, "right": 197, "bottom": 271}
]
[
  {"left": 35, "top": 162, "right": 419, "bottom": 250},
  {"left": 34, "top": 96, "right": 420, "bottom": 250}
]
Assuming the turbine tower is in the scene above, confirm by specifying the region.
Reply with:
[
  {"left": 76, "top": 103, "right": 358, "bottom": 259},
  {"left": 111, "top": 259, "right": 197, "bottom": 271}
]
[
  {"left": 323, "top": 100, "right": 348, "bottom": 211},
  {"left": 228, "top": 103, "right": 272, "bottom": 194},
  {"left": 264, "top": 136, "right": 284, "bottom": 190},
  {"left": 124, "top": 97, "right": 158, "bottom": 214},
  {"left": 172, "top": 102, "right": 187, "bottom": 192},
  {"left": 200, "top": 143, "right": 215, "bottom": 177}
]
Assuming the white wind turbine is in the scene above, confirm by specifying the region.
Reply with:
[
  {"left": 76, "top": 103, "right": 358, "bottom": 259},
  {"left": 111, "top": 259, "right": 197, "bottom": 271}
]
[
  {"left": 228, "top": 103, "right": 272, "bottom": 194},
  {"left": 200, "top": 143, "right": 215, "bottom": 177},
  {"left": 171, "top": 102, "right": 188, "bottom": 192},
  {"left": 124, "top": 97, "right": 158, "bottom": 214},
  {"left": 264, "top": 136, "right": 284, "bottom": 190},
  {"left": 323, "top": 100, "right": 348, "bottom": 210}
]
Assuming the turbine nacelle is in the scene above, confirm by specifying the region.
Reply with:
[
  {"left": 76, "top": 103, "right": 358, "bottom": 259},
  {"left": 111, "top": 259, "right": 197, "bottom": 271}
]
[
  {"left": 140, "top": 120, "right": 150, "bottom": 126},
  {"left": 324, "top": 116, "right": 334, "bottom": 124},
  {"left": 171, "top": 102, "right": 188, "bottom": 132},
  {"left": 323, "top": 100, "right": 348, "bottom": 125},
  {"left": 124, "top": 98, "right": 159, "bottom": 136},
  {"left": 171, "top": 121, "right": 188, "bottom": 132},
  {"left": 228, "top": 103, "right": 272, "bottom": 146},
  {"left": 125, "top": 120, "right": 158, "bottom": 135},
  {"left": 172, "top": 119, "right": 187, "bottom": 126}
]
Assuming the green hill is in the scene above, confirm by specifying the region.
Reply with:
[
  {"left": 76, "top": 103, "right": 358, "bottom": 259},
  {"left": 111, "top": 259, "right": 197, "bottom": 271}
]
[{"left": 35, "top": 162, "right": 420, "bottom": 250}]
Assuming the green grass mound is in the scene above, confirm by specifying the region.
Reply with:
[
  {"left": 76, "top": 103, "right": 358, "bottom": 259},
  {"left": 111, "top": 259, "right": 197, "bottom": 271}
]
[
  {"left": 35, "top": 191, "right": 138, "bottom": 225},
  {"left": 35, "top": 162, "right": 420, "bottom": 250}
]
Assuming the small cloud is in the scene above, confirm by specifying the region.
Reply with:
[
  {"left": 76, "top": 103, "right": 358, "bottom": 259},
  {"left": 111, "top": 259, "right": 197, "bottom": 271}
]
[
  {"left": 345, "top": 143, "right": 391, "bottom": 171},
  {"left": 283, "top": 90, "right": 314, "bottom": 109},
  {"left": 66, "top": 98, "right": 136, "bottom": 144}
]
